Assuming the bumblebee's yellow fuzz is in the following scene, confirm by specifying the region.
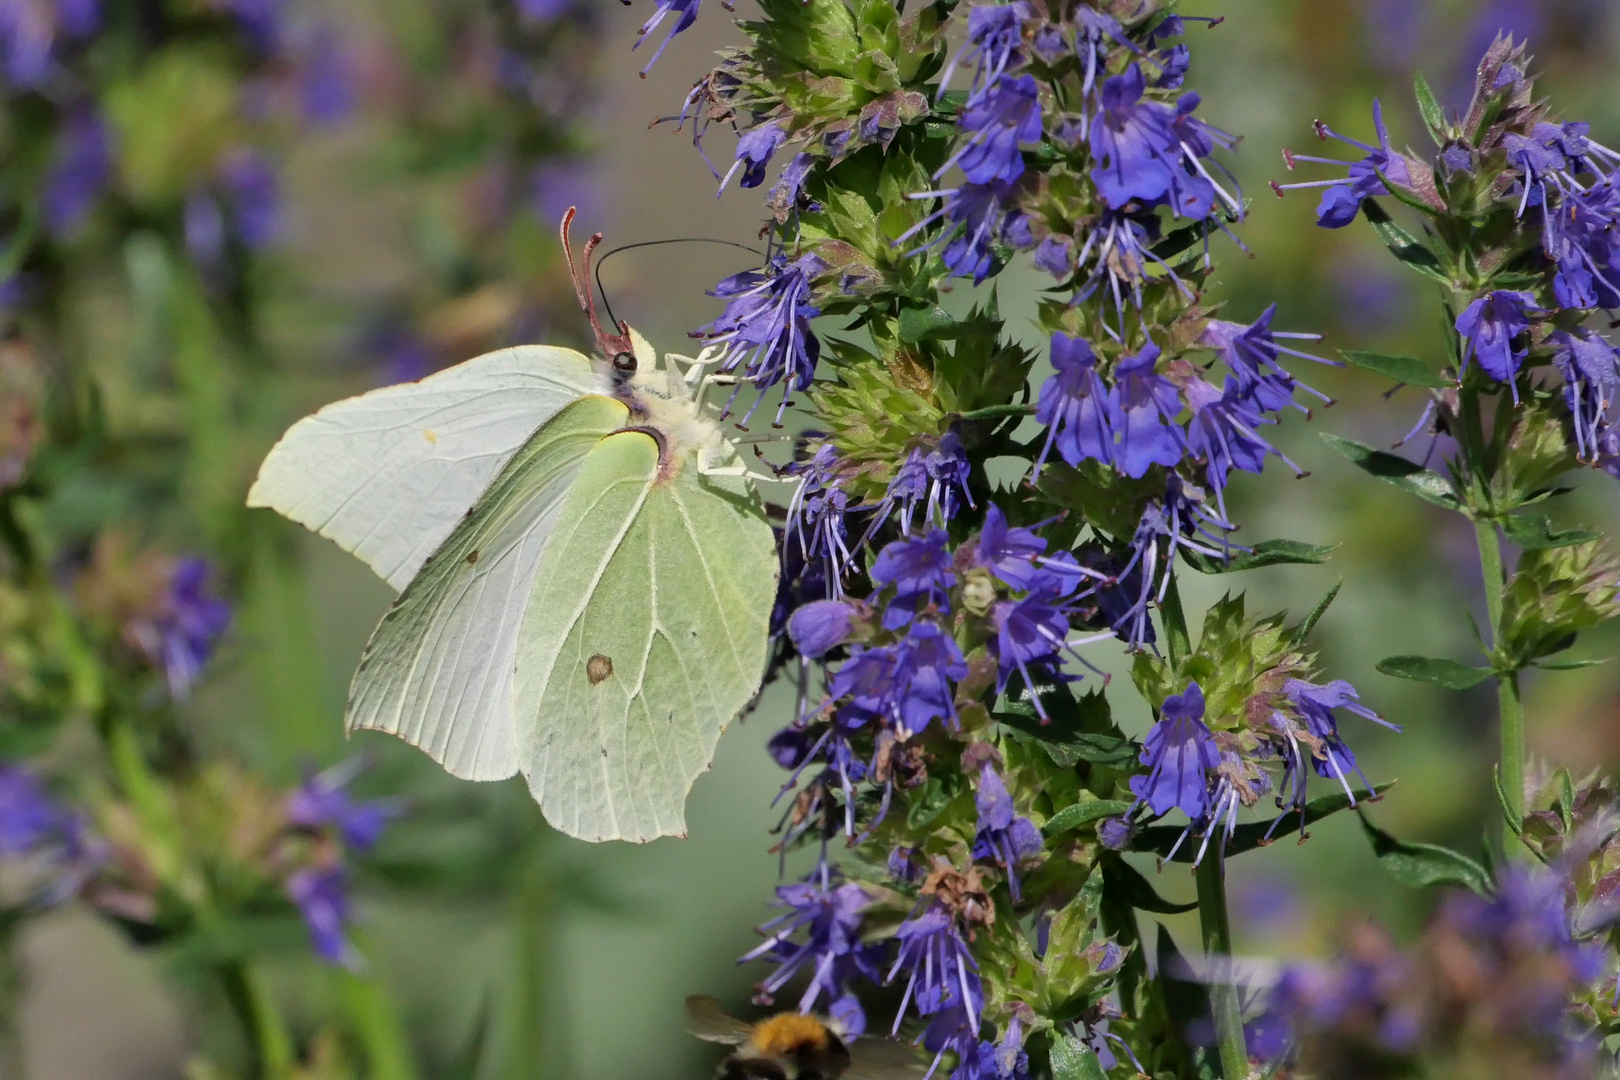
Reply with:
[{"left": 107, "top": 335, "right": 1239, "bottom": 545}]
[{"left": 749, "top": 1013, "right": 834, "bottom": 1057}]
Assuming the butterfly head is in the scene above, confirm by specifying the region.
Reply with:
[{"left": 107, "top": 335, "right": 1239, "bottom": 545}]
[{"left": 560, "top": 206, "right": 637, "bottom": 379}]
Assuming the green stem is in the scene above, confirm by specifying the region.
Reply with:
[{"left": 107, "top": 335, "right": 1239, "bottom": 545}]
[
  {"left": 1196, "top": 849, "right": 1249, "bottom": 1080},
  {"left": 339, "top": 969, "right": 419, "bottom": 1080},
  {"left": 221, "top": 958, "right": 295, "bottom": 1079},
  {"left": 504, "top": 864, "right": 561, "bottom": 1080},
  {"left": 956, "top": 403, "right": 1035, "bottom": 422},
  {"left": 1473, "top": 517, "right": 1526, "bottom": 853}
]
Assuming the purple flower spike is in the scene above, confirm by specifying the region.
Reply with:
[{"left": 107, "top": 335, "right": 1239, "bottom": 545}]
[
  {"left": 696, "top": 253, "right": 822, "bottom": 425},
  {"left": 1183, "top": 376, "right": 1302, "bottom": 517},
  {"left": 0, "top": 2, "right": 53, "bottom": 88},
  {"left": 1128, "top": 682, "right": 1219, "bottom": 819},
  {"left": 1274, "top": 101, "right": 1412, "bottom": 229},
  {"left": 897, "top": 180, "right": 1023, "bottom": 284},
  {"left": 937, "top": 2, "right": 1031, "bottom": 107},
  {"left": 871, "top": 529, "right": 956, "bottom": 605},
  {"left": 1034, "top": 333, "right": 1116, "bottom": 477},
  {"left": 1199, "top": 304, "right": 1334, "bottom": 414},
  {"left": 631, "top": 0, "right": 703, "bottom": 76},
  {"left": 971, "top": 765, "right": 1042, "bottom": 900},
  {"left": 288, "top": 865, "right": 356, "bottom": 967},
  {"left": 1111, "top": 341, "right": 1186, "bottom": 478},
  {"left": 788, "top": 600, "right": 857, "bottom": 659},
  {"left": 220, "top": 151, "right": 283, "bottom": 251},
  {"left": 1283, "top": 678, "right": 1398, "bottom": 805},
  {"left": 1456, "top": 290, "right": 1537, "bottom": 402},
  {"left": 285, "top": 759, "right": 399, "bottom": 853}
]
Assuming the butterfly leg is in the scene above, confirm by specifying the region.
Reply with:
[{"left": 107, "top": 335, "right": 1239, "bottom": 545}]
[{"left": 696, "top": 443, "right": 793, "bottom": 485}]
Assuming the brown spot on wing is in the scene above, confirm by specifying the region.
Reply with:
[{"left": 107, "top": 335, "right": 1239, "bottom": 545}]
[{"left": 587, "top": 654, "right": 614, "bottom": 685}]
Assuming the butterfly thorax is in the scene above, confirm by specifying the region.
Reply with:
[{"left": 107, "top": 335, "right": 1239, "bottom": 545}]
[{"left": 620, "top": 369, "right": 722, "bottom": 477}]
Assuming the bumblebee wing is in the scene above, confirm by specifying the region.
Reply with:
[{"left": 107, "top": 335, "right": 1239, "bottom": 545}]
[
  {"left": 847, "top": 1036, "right": 930, "bottom": 1079},
  {"left": 684, "top": 996, "right": 755, "bottom": 1045}
]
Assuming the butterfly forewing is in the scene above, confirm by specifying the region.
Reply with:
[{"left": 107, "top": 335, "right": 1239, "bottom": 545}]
[
  {"left": 247, "top": 346, "right": 601, "bottom": 591},
  {"left": 515, "top": 431, "right": 778, "bottom": 843},
  {"left": 346, "top": 394, "right": 630, "bottom": 781}
]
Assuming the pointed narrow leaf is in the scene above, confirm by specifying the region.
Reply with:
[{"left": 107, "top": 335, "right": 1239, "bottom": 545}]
[
  {"left": 1360, "top": 199, "right": 1451, "bottom": 284},
  {"left": 1358, "top": 812, "right": 1491, "bottom": 895},
  {"left": 1376, "top": 655, "right": 1494, "bottom": 690},
  {"left": 1500, "top": 513, "right": 1599, "bottom": 551},
  {"left": 898, "top": 305, "right": 957, "bottom": 343},
  {"left": 1534, "top": 657, "right": 1609, "bottom": 671},
  {"left": 1044, "top": 799, "right": 1135, "bottom": 838},
  {"left": 1182, "top": 538, "right": 1337, "bottom": 574},
  {"left": 1413, "top": 71, "right": 1447, "bottom": 138},
  {"left": 1135, "top": 782, "right": 1396, "bottom": 860},
  {"left": 1104, "top": 855, "right": 1197, "bottom": 914},
  {"left": 1293, "top": 580, "right": 1343, "bottom": 644},
  {"left": 1339, "top": 349, "right": 1451, "bottom": 388},
  {"left": 1321, "top": 432, "right": 1460, "bottom": 508}
]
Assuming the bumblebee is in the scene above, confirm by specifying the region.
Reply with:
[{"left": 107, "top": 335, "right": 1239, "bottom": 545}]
[{"left": 684, "top": 995, "right": 927, "bottom": 1080}]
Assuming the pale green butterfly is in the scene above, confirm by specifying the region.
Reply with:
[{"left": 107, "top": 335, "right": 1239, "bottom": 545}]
[{"left": 247, "top": 210, "right": 779, "bottom": 843}]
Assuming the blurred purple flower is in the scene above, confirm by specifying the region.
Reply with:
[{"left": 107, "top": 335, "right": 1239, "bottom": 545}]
[
  {"left": 0, "top": 0, "right": 52, "bottom": 88},
  {"left": 788, "top": 599, "right": 856, "bottom": 659},
  {"left": 299, "top": 26, "right": 355, "bottom": 126},
  {"left": 285, "top": 759, "right": 398, "bottom": 852},
  {"left": 287, "top": 865, "right": 355, "bottom": 966},
  {"left": 184, "top": 192, "right": 227, "bottom": 269},
  {"left": 43, "top": 107, "right": 111, "bottom": 237},
  {"left": 220, "top": 150, "right": 282, "bottom": 250},
  {"left": 970, "top": 764, "right": 1042, "bottom": 900},
  {"left": 128, "top": 557, "right": 231, "bottom": 699}
]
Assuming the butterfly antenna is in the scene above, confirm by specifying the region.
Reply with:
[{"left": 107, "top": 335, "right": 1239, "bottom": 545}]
[
  {"left": 560, "top": 207, "right": 635, "bottom": 360},
  {"left": 593, "top": 237, "right": 768, "bottom": 331}
]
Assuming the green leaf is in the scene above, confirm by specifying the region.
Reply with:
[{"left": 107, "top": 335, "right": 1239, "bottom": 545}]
[
  {"left": 906, "top": 777, "right": 954, "bottom": 830},
  {"left": 897, "top": 304, "right": 957, "bottom": 343},
  {"left": 1500, "top": 513, "right": 1599, "bottom": 551},
  {"left": 996, "top": 691, "right": 1139, "bottom": 769},
  {"left": 1413, "top": 71, "right": 1447, "bottom": 138},
  {"left": 1321, "top": 432, "right": 1461, "bottom": 508},
  {"left": 1376, "top": 654, "right": 1495, "bottom": 690},
  {"left": 1492, "top": 764, "right": 1524, "bottom": 835},
  {"left": 1358, "top": 812, "right": 1492, "bottom": 895},
  {"left": 1050, "top": 1034, "right": 1109, "bottom": 1080},
  {"left": 1044, "top": 799, "right": 1135, "bottom": 838},
  {"left": 1182, "top": 538, "right": 1337, "bottom": 574},
  {"left": 1534, "top": 657, "right": 1609, "bottom": 670},
  {"left": 1360, "top": 199, "right": 1451, "bottom": 284},
  {"left": 1292, "top": 580, "right": 1343, "bottom": 644},
  {"left": 1135, "top": 782, "right": 1396, "bottom": 861},
  {"left": 1103, "top": 855, "right": 1198, "bottom": 914},
  {"left": 1339, "top": 349, "right": 1451, "bottom": 388}
]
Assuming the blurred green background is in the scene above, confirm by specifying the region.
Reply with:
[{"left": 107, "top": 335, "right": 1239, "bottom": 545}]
[{"left": 18, "top": 0, "right": 1620, "bottom": 1077}]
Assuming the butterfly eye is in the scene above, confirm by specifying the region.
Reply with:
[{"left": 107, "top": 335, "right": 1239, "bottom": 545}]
[{"left": 612, "top": 351, "right": 637, "bottom": 376}]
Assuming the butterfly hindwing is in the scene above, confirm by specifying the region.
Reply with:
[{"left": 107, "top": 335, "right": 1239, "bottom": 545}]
[
  {"left": 247, "top": 346, "right": 601, "bottom": 591},
  {"left": 515, "top": 432, "right": 778, "bottom": 842},
  {"left": 346, "top": 394, "right": 630, "bottom": 781}
]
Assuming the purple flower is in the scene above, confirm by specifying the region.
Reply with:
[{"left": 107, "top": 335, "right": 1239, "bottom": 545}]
[
  {"left": 1544, "top": 179, "right": 1620, "bottom": 312},
  {"left": 940, "top": 74, "right": 1042, "bottom": 185},
  {"left": 631, "top": 0, "right": 702, "bottom": 76},
  {"left": 788, "top": 600, "right": 857, "bottom": 659},
  {"left": 285, "top": 759, "right": 398, "bottom": 853},
  {"left": 871, "top": 529, "right": 955, "bottom": 608},
  {"left": 1113, "top": 476, "right": 1235, "bottom": 649},
  {"left": 1073, "top": 209, "right": 1194, "bottom": 319},
  {"left": 518, "top": 0, "right": 574, "bottom": 19},
  {"left": 1033, "top": 333, "right": 1115, "bottom": 476},
  {"left": 1552, "top": 329, "right": 1620, "bottom": 463},
  {"left": 43, "top": 107, "right": 111, "bottom": 238},
  {"left": 891, "top": 620, "right": 968, "bottom": 732},
  {"left": 1032, "top": 234, "right": 1072, "bottom": 278},
  {"left": 1183, "top": 376, "right": 1301, "bottom": 517},
  {"left": 785, "top": 445, "right": 858, "bottom": 596},
  {"left": 938, "top": 2, "right": 1031, "bottom": 107},
  {"left": 56, "top": 0, "right": 99, "bottom": 39},
  {"left": 287, "top": 865, "right": 355, "bottom": 966},
  {"left": 1128, "top": 682, "right": 1219, "bottom": 819},
  {"left": 970, "top": 765, "right": 1042, "bottom": 900},
  {"left": 974, "top": 504, "right": 1046, "bottom": 590},
  {"left": 869, "top": 433, "right": 974, "bottom": 539},
  {"left": 898, "top": 180, "right": 1023, "bottom": 284},
  {"left": 133, "top": 557, "right": 231, "bottom": 700},
  {"left": 888, "top": 905, "right": 982, "bottom": 1036},
  {"left": 1112, "top": 341, "right": 1186, "bottom": 478},
  {"left": 299, "top": 26, "right": 355, "bottom": 126},
  {"left": 991, "top": 588, "right": 1104, "bottom": 719},
  {"left": 0, "top": 1, "right": 52, "bottom": 87},
  {"left": 1089, "top": 65, "right": 1184, "bottom": 210},
  {"left": 1198, "top": 304, "right": 1333, "bottom": 414},
  {"left": 696, "top": 253, "right": 822, "bottom": 425},
  {"left": 742, "top": 875, "right": 884, "bottom": 1029},
  {"left": 220, "top": 151, "right": 282, "bottom": 250},
  {"left": 224, "top": 0, "right": 284, "bottom": 55},
  {"left": 184, "top": 192, "right": 227, "bottom": 269},
  {"left": 722, "top": 122, "right": 787, "bottom": 192},
  {"left": 1456, "top": 290, "right": 1536, "bottom": 401},
  {"left": 1282, "top": 678, "right": 1398, "bottom": 805},
  {"left": 1274, "top": 101, "right": 1412, "bottom": 229}
]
